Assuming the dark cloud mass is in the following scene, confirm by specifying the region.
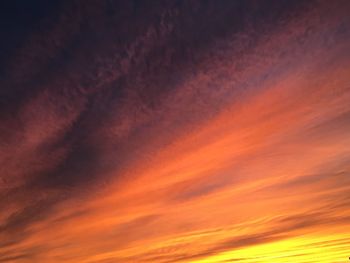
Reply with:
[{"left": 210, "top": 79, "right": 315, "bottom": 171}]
[{"left": 0, "top": 0, "right": 350, "bottom": 262}]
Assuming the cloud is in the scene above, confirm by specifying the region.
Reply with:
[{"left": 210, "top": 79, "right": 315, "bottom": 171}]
[{"left": 0, "top": 0, "right": 350, "bottom": 262}]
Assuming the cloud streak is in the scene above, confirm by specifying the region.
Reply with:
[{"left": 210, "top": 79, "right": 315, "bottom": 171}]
[{"left": 0, "top": 0, "right": 350, "bottom": 262}]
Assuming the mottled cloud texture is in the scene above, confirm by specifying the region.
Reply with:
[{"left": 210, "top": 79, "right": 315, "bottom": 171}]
[{"left": 0, "top": 0, "right": 350, "bottom": 262}]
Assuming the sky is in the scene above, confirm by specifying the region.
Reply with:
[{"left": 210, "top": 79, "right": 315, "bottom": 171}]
[{"left": 0, "top": 0, "right": 350, "bottom": 262}]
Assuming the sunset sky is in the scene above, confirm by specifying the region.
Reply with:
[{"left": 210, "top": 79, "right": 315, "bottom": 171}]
[{"left": 0, "top": 1, "right": 350, "bottom": 262}]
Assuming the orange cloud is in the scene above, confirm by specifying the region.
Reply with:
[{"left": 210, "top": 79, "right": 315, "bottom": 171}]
[{"left": 1, "top": 1, "right": 349, "bottom": 262}]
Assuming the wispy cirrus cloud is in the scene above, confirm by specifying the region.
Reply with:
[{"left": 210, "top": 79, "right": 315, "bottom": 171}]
[{"left": 0, "top": 1, "right": 350, "bottom": 262}]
